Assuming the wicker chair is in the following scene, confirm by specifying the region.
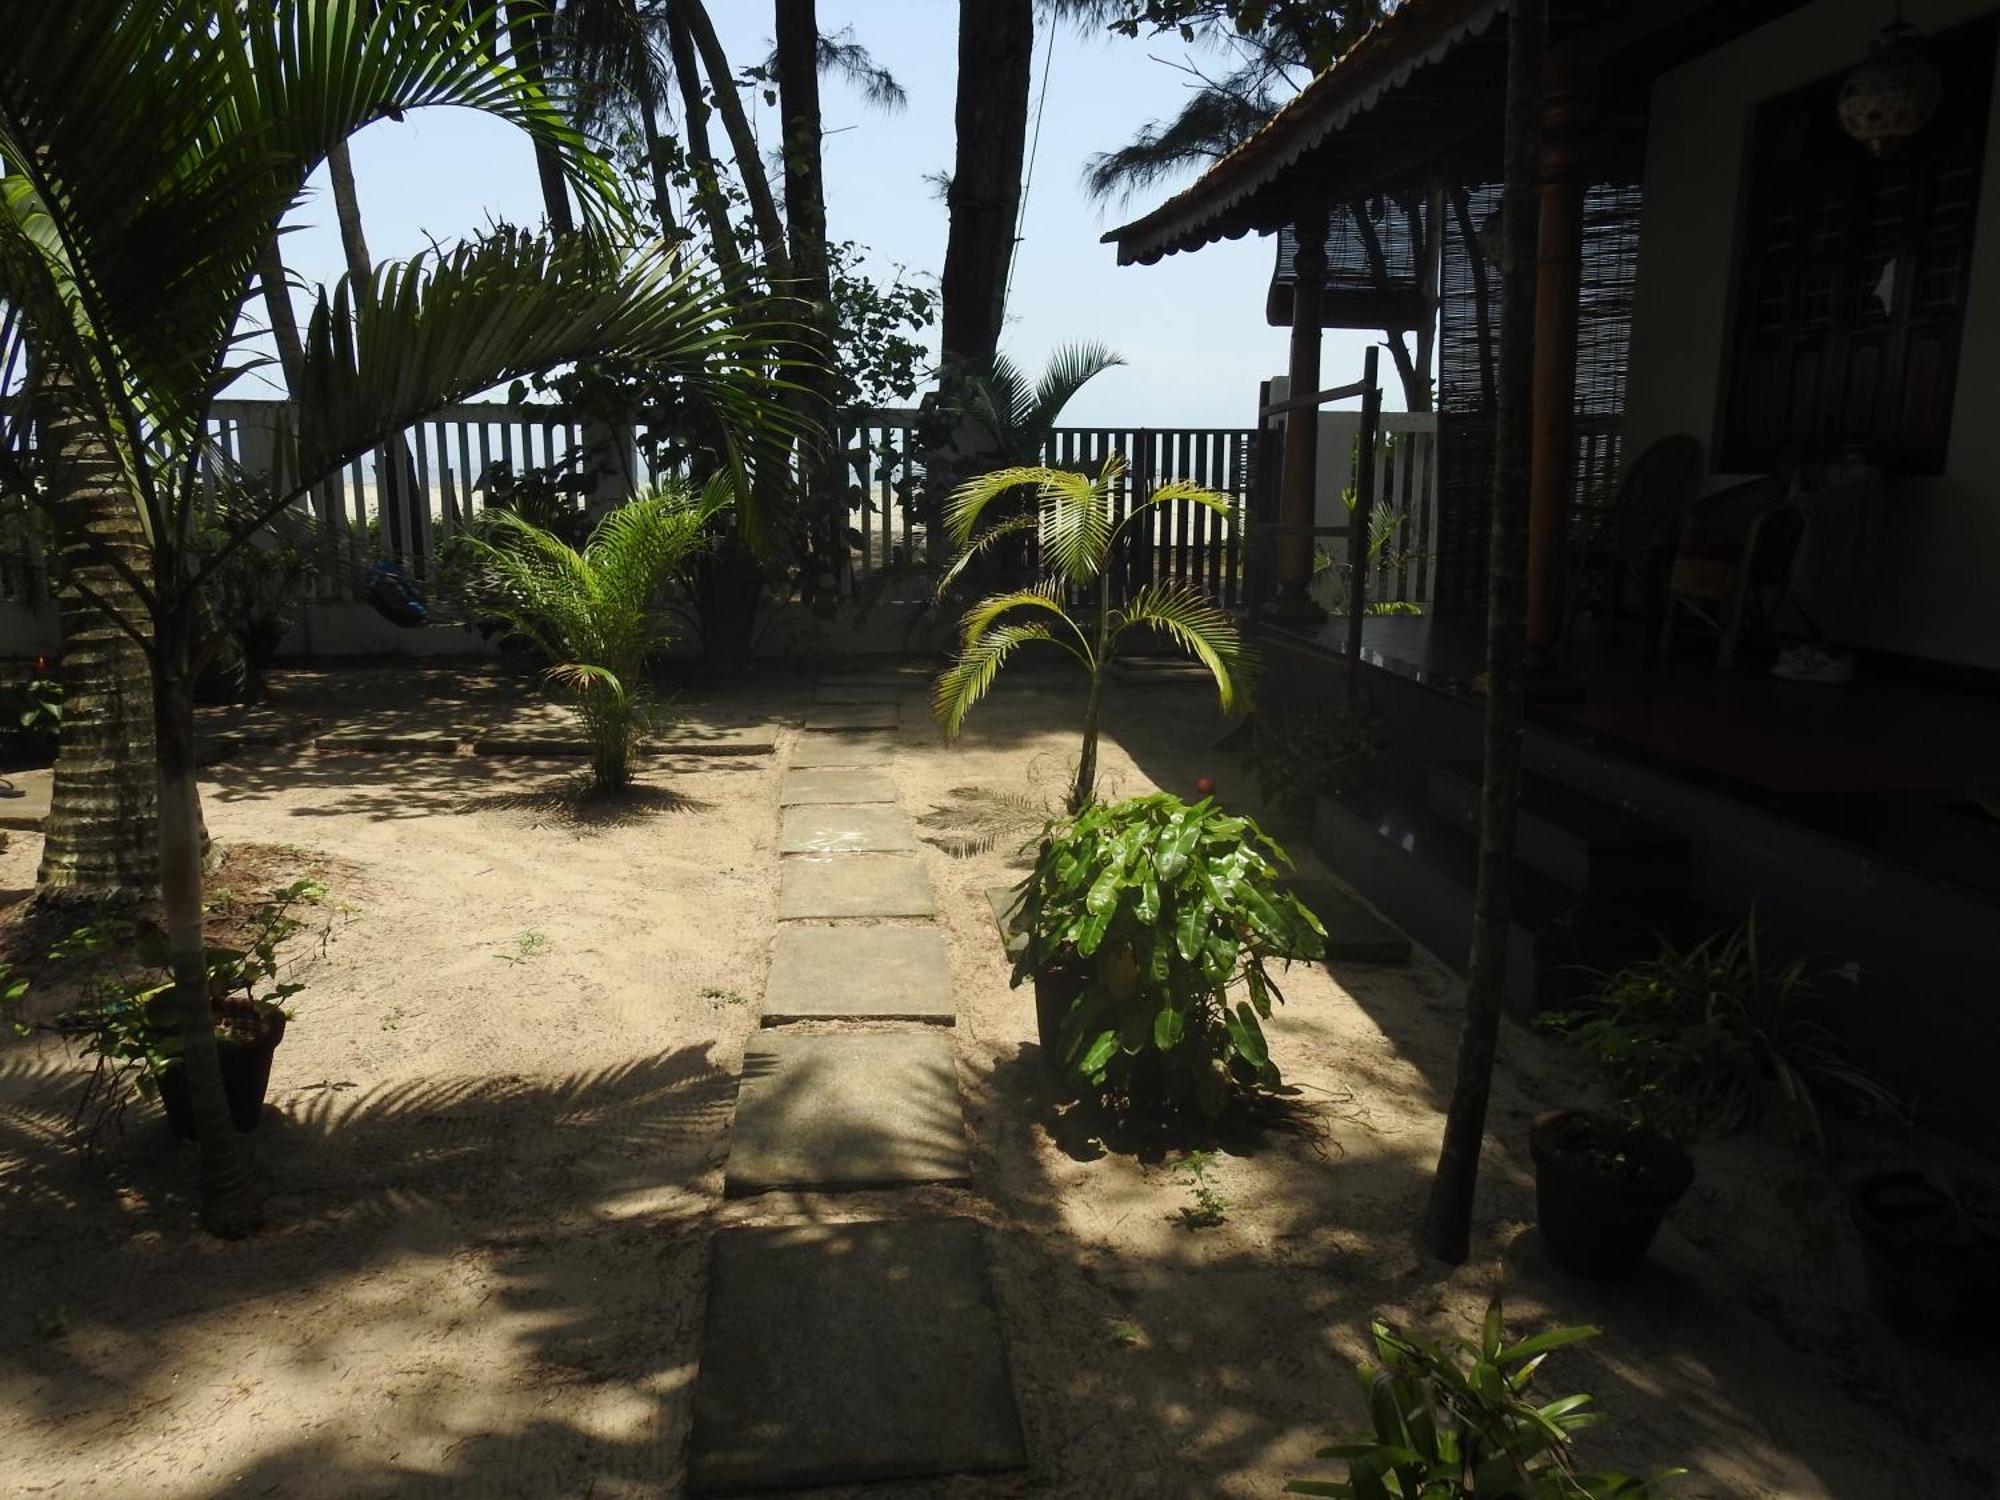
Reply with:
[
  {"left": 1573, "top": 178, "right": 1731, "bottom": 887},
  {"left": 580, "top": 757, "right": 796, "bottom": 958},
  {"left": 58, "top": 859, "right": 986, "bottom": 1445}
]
[
  {"left": 1565, "top": 433, "right": 1702, "bottom": 633},
  {"left": 1657, "top": 475, "right": 1804, "bottom": 670}
]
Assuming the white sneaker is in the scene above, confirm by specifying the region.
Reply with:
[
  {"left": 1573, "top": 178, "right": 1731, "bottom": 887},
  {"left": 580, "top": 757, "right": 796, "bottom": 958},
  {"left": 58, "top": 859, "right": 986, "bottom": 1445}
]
[{"left": 1772, "top": 644, "right": 1855, "bottom": 684}]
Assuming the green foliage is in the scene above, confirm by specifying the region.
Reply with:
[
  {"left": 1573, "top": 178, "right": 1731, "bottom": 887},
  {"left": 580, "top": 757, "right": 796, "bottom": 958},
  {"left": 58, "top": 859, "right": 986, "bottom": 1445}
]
[
  {"left": 1251, "top": 696, "right": 1380, "bottom": 808},
  {"left": 1101, "top": 2, "right": 1384, "bottom": 72},
  {"left": 1175, "top": 1148, "right": 1230, "bottom": 1227},
  {"left": 453, "top": 480, "right": 728, "bottom": 790},
  {"left": 1015, "top": 794, "right": 1324, "bottom": 1118},
  {"left": 1288, "top": 1301, "right": 1677, "bottom": 1499},
  {"left": 1541, "top": 915, "right": 1899, "bottom": 1150},
  {"left": 16, "top": 880, "right": 326, "bottom": 1134},
  {"left": 933, "top": 455, "right": 1245, "bottom": 812}
]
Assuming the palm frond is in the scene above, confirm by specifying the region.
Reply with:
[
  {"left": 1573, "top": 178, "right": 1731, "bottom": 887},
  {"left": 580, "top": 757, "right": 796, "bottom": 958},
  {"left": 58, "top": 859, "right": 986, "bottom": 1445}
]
[
  {"left": 944, "top": 464, "right": 1091, "bottom": 547},
  {"left": 934, "top": 622, "right": 1068, "bottom": 741},
  {"left": 955, "top": 583, "right": 1092, "bottom": 656},
  {"left": 285, "top": 230, "right": 797, "bottom": 510},
  {"left": 1110, "top": 581, "right": 1246, "bottom": 715},
  {"left": 935, "top": 512, "right": 1039, "bottom": 598},
  {"left": 1025, "top": 342, "right": 1125, "bottom": 439},
  {"left": 1038, "top": 455, "right": 1120, "bottom": 588}
]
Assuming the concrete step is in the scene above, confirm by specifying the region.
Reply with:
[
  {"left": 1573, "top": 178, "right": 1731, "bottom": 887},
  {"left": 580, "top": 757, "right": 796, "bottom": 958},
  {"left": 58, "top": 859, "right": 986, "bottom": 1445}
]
[
  {"left": 1425, "top": 761, "right": 1691, "bottom": 902},
  {"left": 1313, "top": 789, "right": 1684, "bottom": 1014}
]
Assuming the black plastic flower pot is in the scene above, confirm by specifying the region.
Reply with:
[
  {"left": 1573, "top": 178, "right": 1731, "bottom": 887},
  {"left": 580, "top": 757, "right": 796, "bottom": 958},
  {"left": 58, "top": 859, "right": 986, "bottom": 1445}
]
[
  {"left": 158, "top": 1010, "right": 288, "bottom": 1138},
  {"left": 1849, "top": 1170, "right": 2000, "bottom": 1352},
  {"left": 1529, "top": 1110, "right": 1693, "bottom": 1276},
  {"left": 1032, "top": 955, "right": 1089, "bottom": 1070}
]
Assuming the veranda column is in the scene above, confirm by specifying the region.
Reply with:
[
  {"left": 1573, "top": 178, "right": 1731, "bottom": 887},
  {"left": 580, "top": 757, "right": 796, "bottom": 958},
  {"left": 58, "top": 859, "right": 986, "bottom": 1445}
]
[
  {"left": 1272, "top": 205, "right": 1329, "bottom": 622},
  {"left": 1527, "top": 52, "right": 1592, "bottom": 656}
]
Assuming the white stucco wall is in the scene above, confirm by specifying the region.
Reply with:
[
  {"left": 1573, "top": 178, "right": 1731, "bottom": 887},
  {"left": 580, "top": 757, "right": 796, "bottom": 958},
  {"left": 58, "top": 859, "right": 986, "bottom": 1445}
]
[{"left": 1624, "top": 0, "right": 2000, "bottom": 668}]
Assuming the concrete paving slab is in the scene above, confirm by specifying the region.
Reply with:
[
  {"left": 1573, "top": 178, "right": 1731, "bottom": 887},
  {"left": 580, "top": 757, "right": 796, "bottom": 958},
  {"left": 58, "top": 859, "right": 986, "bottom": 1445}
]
[
  {"left": 726, "top": 1030, "right": 969, "bottom": 1194},
  {"left": 688, "top": 1217, "right": 1026, "bottom": 1492},
  {"left": 778, "top": 854, "right": 934, "bottom": 919},
  {"left": 778, "top": 767, "right": 897, "bottom": 805},
  {"left": 778, "top": 804, "right": 919, "bottom": 855},
  {"left": 0, "top": 767, "right": 51, "bottom": 831},
  {"left": 814, "top": 682, "right": 915, "bottom": 704},
  {"left": 790, "top": 732, "right": 895, "bottom": 767},
  {"left": 804, "top": 702, "right": 899, "bottom": 731},
  {"left": 763, "top": 926, "right": 953, "bottom": 1024}
]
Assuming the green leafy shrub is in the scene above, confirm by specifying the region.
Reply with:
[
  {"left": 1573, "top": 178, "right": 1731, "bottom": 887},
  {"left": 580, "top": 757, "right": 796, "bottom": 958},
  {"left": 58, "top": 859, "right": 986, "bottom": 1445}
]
[
  {"left": 1288, "top": 1301, "right": 1678, "bottom": 1498},
  {"left": 1541, "top": 915, "right": 1897, "bottom": 1149},
  {"left": 1014, "top": 793, "right": 1324, "bottom": 1118}
]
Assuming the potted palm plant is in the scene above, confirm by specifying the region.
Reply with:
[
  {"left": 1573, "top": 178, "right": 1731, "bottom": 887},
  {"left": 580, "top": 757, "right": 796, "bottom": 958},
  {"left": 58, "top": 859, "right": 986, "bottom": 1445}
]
[{"left": 932, "top": 454, "right": 1246, "bottom": 813}]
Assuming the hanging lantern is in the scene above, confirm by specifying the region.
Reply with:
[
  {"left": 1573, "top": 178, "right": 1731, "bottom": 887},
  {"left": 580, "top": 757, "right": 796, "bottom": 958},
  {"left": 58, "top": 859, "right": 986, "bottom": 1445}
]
[{"left": 1838, "top": 8, "right": 1943, "bottom": 156}]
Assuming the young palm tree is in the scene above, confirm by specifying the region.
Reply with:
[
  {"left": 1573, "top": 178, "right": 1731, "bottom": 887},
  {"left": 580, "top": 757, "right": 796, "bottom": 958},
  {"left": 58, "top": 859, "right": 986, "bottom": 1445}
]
[
  {"left": 0, "top": 0, "right": 792, "bottom": 1237},
  {"left": 455, "top": 479, "right": 728, "bottom": 789},
  {"left": 958, "top": 342, "right": 1126, "bottom": 467},
  {"left": 933, "top": 455, "right": 1245, "bottom": 812}
]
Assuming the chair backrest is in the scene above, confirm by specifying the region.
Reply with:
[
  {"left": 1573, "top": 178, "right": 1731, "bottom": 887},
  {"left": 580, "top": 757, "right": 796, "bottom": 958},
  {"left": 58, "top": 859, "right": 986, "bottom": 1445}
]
[
  {"left": 1676, "top": 474, "right": 1790, "bottom": 557},
  {"left": 1594, "top": 433, "right": 1703, "bottom": 550}
]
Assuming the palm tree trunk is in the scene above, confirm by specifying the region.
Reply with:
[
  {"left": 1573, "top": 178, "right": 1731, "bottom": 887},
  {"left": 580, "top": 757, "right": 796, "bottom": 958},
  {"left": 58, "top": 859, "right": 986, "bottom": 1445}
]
[
  {"left": 679, "top": 0, "right": 791, "bottom": 280},
  {"left": 504, "top": 7, "right": 575, "bottom": 235},
  {"left": 1421, "top": 0, "right": 1543, "bottom": 1265},
  {"left": 155, "top": 599, "right": 261, "bottom": 1238},
  {"left": 666, "top": 6, "right": 745, "bottom": 281},
  {"left": 636, "top": 75, "right": 682, "bottom": 242},
  {"left": 775, "top": 0, "right": 841, "bottom": 583},
  {"left": 325, "top": 140, "right": 376, "bottom": 275},
  {"left": 34, "top": 369, "right": 158, "bottom": 897},
  {"left": 258, "top": 237, "right": 306, "bottom": 386},
  {"left": 941, "top": 0, "right": 1033, "bottom": 376},
  {"left": 1069, "top": 561, "right": 1111, "bottom": 813},
  {"left": 325, "top": 132, "right": 425, "bottom": 569}
]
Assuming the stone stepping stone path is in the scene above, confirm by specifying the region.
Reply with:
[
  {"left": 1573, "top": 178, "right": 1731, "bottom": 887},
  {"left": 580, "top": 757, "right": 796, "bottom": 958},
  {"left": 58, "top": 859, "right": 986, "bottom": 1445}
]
[
  {"left": 777, "top": 853, "right": 935, "bottom": 919},
  {"left": 776, "top": 766, "right": 896, "bottom": 805},
  {"left": 804, "top": 702, "right": 899, "bottom": 731},
  {"left": 689, "top": 679, "right": 1026, "bottom": 1493},
  {"left": 777, "top": 803, "right": 919, "bottom": 854},
  {"left": 764, "top": 926, "right": 953, "bottom": 1024},
  {"left": 689, "top": 1219, "right": 1027, "bottom": 1493},
  {"left": 727, "top": 1031, "right": 970, "bottom": 1194},
  {"left": 789, "top": 732, "right": 895, "bottom": 767}
]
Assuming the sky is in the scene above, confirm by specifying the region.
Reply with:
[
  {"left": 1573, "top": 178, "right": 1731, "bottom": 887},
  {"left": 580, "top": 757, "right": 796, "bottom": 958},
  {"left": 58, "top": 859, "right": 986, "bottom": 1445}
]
[{"left": 266, "top": 1, "right": 1386, "bottom": 429}]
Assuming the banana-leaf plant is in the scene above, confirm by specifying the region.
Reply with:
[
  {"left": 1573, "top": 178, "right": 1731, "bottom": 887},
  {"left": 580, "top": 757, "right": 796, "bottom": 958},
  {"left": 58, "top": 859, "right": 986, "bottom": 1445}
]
[
  {"left": 932, "top": 453, "right": 1245, "bottom": 813},
  {"left": 0, "top": 0, "right": 796, "bottom": 1237},
  {"left": 1288, "top": 1301, "right": 1680, "bottom": 1498}
]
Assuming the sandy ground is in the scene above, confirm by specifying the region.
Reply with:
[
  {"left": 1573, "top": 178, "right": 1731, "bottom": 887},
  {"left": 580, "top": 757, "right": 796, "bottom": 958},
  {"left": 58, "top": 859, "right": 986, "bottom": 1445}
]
[{"left": 1, "top": 664, "right": 1995, "bottom": 1499}]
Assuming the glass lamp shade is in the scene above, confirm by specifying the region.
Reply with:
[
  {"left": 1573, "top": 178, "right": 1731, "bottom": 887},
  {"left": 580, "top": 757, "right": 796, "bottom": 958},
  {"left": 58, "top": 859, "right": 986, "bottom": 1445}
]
[{"left": 1839, "top": 24, "right": 1943, "bottom": 156}]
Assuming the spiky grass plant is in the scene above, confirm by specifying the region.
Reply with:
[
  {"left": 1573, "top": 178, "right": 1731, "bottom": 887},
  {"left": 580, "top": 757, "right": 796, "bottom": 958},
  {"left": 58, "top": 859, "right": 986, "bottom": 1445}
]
[
  {"left": 932, "top": 454, "right": 1245, "bottom": 813},
  {"left": 457, "top": 479, "right": 729, "bottom": 790}
]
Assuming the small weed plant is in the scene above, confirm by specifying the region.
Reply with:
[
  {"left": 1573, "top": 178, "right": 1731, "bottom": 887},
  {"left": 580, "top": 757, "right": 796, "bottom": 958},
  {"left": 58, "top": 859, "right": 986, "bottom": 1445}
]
[
  {"left": 1175, "top": 1149, "right": 1230, "bottom": 1228},
  {"left": 1289, "top": 1301, "right": 1679, "bottom": 1498}
]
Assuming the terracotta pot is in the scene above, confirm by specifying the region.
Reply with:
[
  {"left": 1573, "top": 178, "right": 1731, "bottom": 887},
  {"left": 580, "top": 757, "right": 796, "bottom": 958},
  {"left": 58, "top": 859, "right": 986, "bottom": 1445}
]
[
  {"left": 158, "top": 1010, "right": 288, "bottom": 1138},
  {"left": 1529, "top": 1110, "right": 1693, "bottom": 1276},
  {"left": 1849, "top": 1170, "right": 2000, "bottom": 1351}
]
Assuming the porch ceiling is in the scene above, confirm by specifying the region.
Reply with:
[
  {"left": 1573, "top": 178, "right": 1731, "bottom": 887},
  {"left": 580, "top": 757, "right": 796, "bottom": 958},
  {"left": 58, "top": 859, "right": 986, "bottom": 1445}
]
[{"left": 1104, "top": 0, "right": 1814, "bottom": 267}]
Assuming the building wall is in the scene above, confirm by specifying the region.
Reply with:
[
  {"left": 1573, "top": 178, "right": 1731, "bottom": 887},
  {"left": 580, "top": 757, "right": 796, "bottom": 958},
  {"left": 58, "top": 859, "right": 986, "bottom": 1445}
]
[{"left": 1625, "top": 0, "right": 2000, "bottom": 669}]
